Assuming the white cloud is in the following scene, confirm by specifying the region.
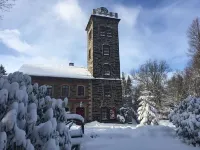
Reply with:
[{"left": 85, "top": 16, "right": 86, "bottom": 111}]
[
  {"left": 114, "top": 5, "right": 141, "bottom": 28},
  {"left": 0, "top": 29, "right": 32, "bottom": 52},
  {"left": 0, "top": 0, "right": 200, "bottom": 74},
  {"left": 54, "top": 0, "right": 87, "bottom": 29}
]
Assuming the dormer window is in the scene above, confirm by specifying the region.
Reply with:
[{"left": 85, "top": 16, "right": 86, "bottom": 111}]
[{"left": 103, "top": 45, "right": 110, "bottom": 56}]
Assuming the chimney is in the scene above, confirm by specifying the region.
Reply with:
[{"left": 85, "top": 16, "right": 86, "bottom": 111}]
[{"left": 69, "top": 63, "right": 74, "bottom": 66}]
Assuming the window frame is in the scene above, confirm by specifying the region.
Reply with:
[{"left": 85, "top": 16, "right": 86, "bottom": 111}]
[
  {"left": 46, "top": 85, "right": 53, "bottom": 97},
  {"left": 61, "top": 85, "right": 70, "bottom": 97},
  {"left": 89, "top": 48, "right": 91, "bottom": 59},
  {"left": 99, "top": 26, "right": 106, "bottom": 37},
  {"left": 103, "top": 64, "right": 111, "bottom": 77},
  {"left": 104, "top": 85, "right": 111, "bottom": 98},
  {"left": 106, "top": 28, "right": 112, "bottom": 37},
  {"left": 88, "top": 30, "right": 92, "bottom": 40},
  {"left": 77, "top": 85, "right": 85, "bottom": 97},
  {"left": 102, "top": 44, "right": 110, "bottom": 56},
  {"left": 101, "top": 107, "right": 108, "bottom": 121}
]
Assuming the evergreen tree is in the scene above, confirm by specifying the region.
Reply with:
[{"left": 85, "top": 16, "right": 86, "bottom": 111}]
[
  {"left": 169, "top": 96, "right": 200, "bottom": 146},
  {"left": 121, "top": 72, "right": 127, "bottom": 97},
  {"left": 0, "top": 64, "right": 7, "bottom": 75},
  {"left": 137, "top": 90, "right": 158, "bottom": 125},
  {"left": 125, "top": 75, "right": 132, "bottom": 96}
]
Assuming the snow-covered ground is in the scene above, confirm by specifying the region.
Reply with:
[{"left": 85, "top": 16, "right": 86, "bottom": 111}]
[{"left": 80, "top": 121, "right": 199, "bottom": 150}]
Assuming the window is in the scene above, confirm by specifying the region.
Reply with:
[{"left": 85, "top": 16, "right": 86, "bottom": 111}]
[
  {"left": 89, "top": 48, "right": 91, "bottom": 59},
  {"left": 47, "top": 86, "right": 53, "bottom": 97},
  {"left": 109, "top": 108, "right": 116, "bottom": 119},
  {"left": 101, "top": 107, "right": 108, "bottom": 120},
  {"left": 77, "top": 85, "right": 85, "bottom": 96},
  {"left": 103, "top": 45, "right": 110, "bottom": 56},
  {"left": 107, "top": 29, "right": 112, "bottom": 37},
  {"left": 104, "top": 85, "right": 111, "bottom": 97},
  {"left": 100, "top": 26, "right": 106, "bottom": 36},
  {"left": 103, "top": 64, "right": 110, "bottom": 76},
  {"left": 62, "top": 85, "right": 70, "bottom": 97},
  {"left": 89, "top": 30, "right": 92, "bottom": 40}
]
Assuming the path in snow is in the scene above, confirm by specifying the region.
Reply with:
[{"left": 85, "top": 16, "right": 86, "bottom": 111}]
[{"left": 80, "top": 121, "right": 199, "bottom": 150}]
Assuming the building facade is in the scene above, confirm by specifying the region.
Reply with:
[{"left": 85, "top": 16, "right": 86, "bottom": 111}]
[{"left": 19, "top": 7, "right": 122, "bottom": 122}]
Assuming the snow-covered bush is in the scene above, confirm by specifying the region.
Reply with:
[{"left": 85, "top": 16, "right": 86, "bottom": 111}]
[
  {"left": 137, "top": 90, "right": 158, "bottom": 125},
  {"left": 117, "top": 114, "right": 125, "bottom": 123},
  {"left": 0, "top": 72, "right": 71, "bottom": 150},
  {"left": 117, "top": 107, "right": 137, "bottom": 124},
  {"left": 169, "top": 96, "right": 200, "bottom": 146}
]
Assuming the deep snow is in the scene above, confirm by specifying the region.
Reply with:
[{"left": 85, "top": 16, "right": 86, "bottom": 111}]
[{"left": 80, "top": 121, "right": 199, "bottom": 150}]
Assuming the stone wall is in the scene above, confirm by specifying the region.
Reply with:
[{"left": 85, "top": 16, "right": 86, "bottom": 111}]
[
  {"left": 31, "top": 76, "right": 92, "bottom": 121},
  {"left": 86, "top": 15, "right": 121, "bottom": 79},
  {"left": 92, "top": 79, "right": 122, "bottom": 122}
]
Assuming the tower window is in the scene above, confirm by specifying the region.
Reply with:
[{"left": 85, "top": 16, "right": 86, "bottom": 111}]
[
  {"left": 89, "top": 30, "right": 92, "bottom": 40},
  {"left": 104, "top": 85, "right": 111, "bottom": 97},
  {"left": 107, "top": 29, "right": 112, "bottom": 37},
  {"left": 62, "top": 85, "right": 70, "bottom": 97},
  {"left": 77, "top": 85, "right": 85, "bottom": 96},
  {"left": 101, "top": 107, "right": 108, "bottom": 120},
  {"left": 100, "top": 26, "right": 106, "bottom": 37},
  {"left": 103, "top": 64, "right": 111, "bottom": 76},
  {"left": 89, "top": 48, "right": 91, "bottom": 59},
  {"left": 103, "top": 45, "right": 110, "bottom": 56}
]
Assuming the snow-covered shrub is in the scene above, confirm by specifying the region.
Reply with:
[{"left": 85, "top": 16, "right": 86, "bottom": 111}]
[
  {"left": 169, "top": 96, "right": 200, "bottom": 146},
  {"left": 117, "top": 114, "right": 125, "bottom": 123},
  {"left": 0, "top": 72, "right": 71, "bottom": 150},
  {"left": 137, "top": 90, "right": 158, "bottom": 125},
  {"left": 117, "top": 107, "right": 138, "bottom": 124}
]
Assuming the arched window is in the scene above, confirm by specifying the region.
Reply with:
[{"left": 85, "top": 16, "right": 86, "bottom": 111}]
[
  {"left": 103, "top": 64, "right": 110, "bottom": 76},
  {"left": 77, "top": 85, "right": 85, "bottom": 96},
  {"left": 102, "top": 45, "right": 110, "bottom": 56},
  {"left": 62, "top": 85, "right": 70, "bottom": 97}
]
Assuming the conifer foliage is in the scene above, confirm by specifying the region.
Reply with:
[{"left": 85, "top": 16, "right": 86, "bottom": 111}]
[
  {"left": 0, "top": 64, "right": 7, "bottom": 75},
  {"left": 169, "top": 96, "right": 200, "bottom": 146},
  {"left": 0, "top": 72, "right": 71, "bottom": 150},
  {"left": 137, "top": 90, "right": 158, "bottom": 125}
]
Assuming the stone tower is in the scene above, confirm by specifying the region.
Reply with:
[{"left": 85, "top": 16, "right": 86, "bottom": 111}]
[{"left": 86, "top": 7, "right": 122, "bottom": 122}]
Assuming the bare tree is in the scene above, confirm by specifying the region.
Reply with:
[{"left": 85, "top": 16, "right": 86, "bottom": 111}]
[
  {"left": 187, "top": 17, "right": 200, "bottom": 55},
  {"left": 186, "top": 17, "right": 200, "bottom": 96},
  {"left": 166, "top": 71, "right": 186, "bottom": 106},
  {"left": 0, "top": 0, "right": 16, "bottom": 17},
  {"left": 131, "top": 59, "right": 171, "bottom": 107}
]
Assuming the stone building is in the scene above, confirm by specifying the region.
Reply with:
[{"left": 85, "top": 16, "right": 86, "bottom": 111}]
[{"left": 19, "top": 7, "right": 122, "bottom": 122}]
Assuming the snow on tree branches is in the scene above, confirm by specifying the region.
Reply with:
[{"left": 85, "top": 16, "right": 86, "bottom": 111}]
[
  {"left": 169, "top": 96, "right": 200, "bottom": 146},
  {"left": 0, "top": 72, "right": 71, "bottom": 150},
  {"left": 137, "top": 90, "right": 158, "bottom": 125}
]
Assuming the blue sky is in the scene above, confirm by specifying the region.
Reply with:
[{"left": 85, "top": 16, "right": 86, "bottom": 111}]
[{"left": 0, "top": 0, "right": 199, "bottom": 74}]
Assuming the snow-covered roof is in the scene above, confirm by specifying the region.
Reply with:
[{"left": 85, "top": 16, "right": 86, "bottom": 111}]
[{"left": 19, "top": 64, "right": 94, "bottom": 79}]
